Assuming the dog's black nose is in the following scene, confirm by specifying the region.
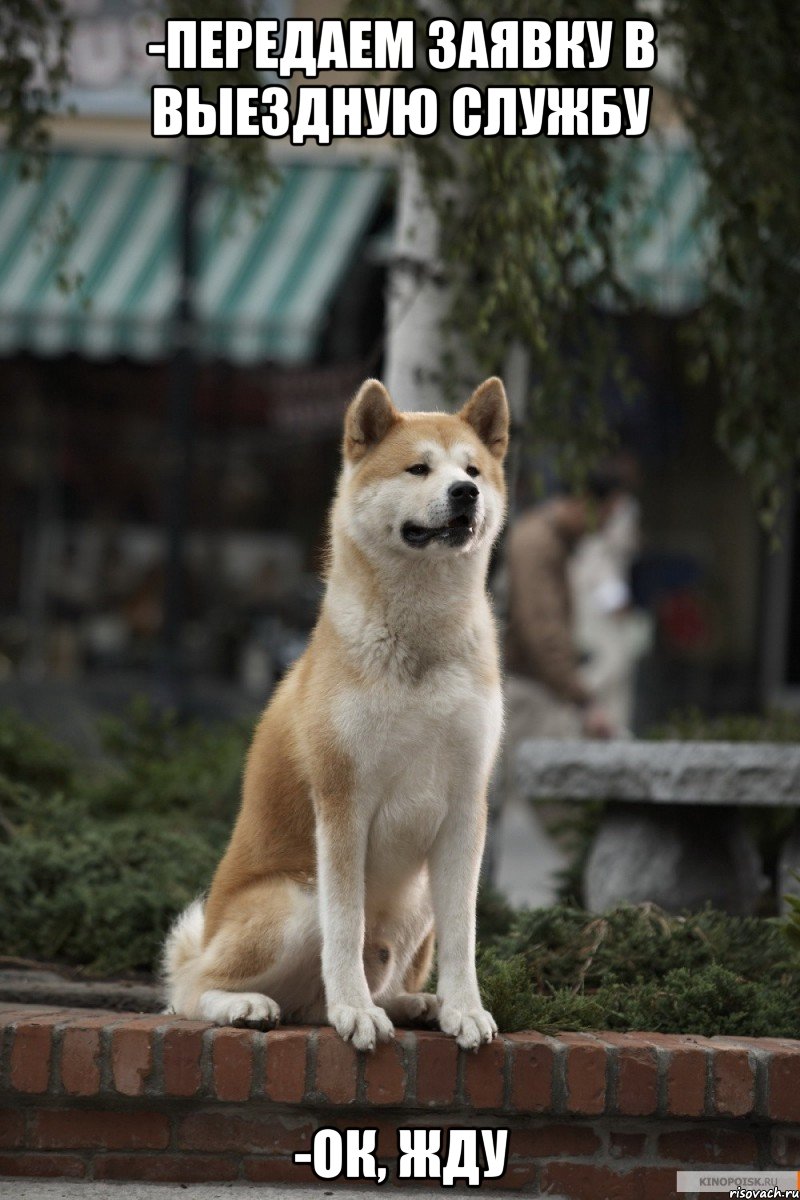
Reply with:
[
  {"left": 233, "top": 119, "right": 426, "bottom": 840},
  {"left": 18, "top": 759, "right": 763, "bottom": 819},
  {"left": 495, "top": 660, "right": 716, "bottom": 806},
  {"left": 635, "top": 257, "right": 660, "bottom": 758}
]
[{"left": 448, "top": 480, "right": 479, "bottom": 508}]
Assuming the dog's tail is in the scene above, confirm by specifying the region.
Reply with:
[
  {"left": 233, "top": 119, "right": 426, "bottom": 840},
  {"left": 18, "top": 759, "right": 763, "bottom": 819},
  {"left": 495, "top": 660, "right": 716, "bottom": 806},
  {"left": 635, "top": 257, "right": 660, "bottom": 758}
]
[{"left": 161, "top": 898, "right": 206, "bottom": 1014}]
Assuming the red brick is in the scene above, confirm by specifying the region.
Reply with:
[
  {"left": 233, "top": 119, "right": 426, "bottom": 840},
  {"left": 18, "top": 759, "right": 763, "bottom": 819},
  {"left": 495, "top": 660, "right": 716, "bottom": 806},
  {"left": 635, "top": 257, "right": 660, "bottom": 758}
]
[
  {"left": 657, "top": 1128, "right": 758, "bottom": 1165},
  {"left": 711, "top": 1035, "right": 783, "bottom": 1051},
  {"left": 640, "top": 1165, "right": 683, "bottom": 1200},
  {"left": 0, "top": 1005, "right": 65, "bottom": 1022},
  {"left": 415, "top": 1032, "right": 457, "bottom": 1106},
  {"left": 111, "top": 1025, "right": 155, "bottom": 1096},
  {"left": 244, "top": 1157, "right": 318, "bottom": 1184},
  {"left": 609, "top": 1131, "right": 647, "bottom": 1159},
  {"left": 314, "top": 1028, "right": 358, "bottom": 1104},
  {"left": 544, "top": 1165, "right": 676, "bottom": 1200},
  {"left": 482, "top": 1161, "right": 538, "bottom": 1190},
  {"left": 31, "top": 1109, "right": 169, "bottom": 1151},
  {"left": 0, "top": 1152, "right": 86, "bottom": 1178},
  {"left": 177, "top": 1111, "right": 314, "bottom": 1154},
  {"left": 637, "top": 1032, "right": 711, "bottom": 1120},
  {"left": 0, "top": 1107, "right": 25, "bottom": 1148},
  {"left": 341, "top": 1115, "right": 399, "bottom": 1157},
  {"left": 9, "top": 1016, "right": 63, "bottom": 1093},
  {"left": 562, "top": 1033, "right": 606, "bottom": 1116},
  {"left": 211, "top": 1027, "right": 254, "bottom": 1102},
  {"left": 666, "top": 1044, "right": 708, "bottom": 1117},
  {"left": 463, "top": 1036, "right": 505, "bottom": 1110},
  {"left": 95, "top": 1154, "right": 239, "bottom": 1183},
  {"left": 602, "top": 1035, "right": 658, "bottom": 1116},
  {"left": 507, "top": 1033, "right": 555, "bottom": 1113},
  {"left": 713, "top": 1048, "right": 755, "bottom": 1117},
  {"left": 162, "top": 1022, "right": 208, "bottom": 1097},
  {"left": 769, "top": 1048, "right": 800, "bottom": 1122},
  {"left": 771, "top": 1130, "right": 800, "bottom": 1166},
  {"left": 541, "top": 1162, "right": 638, "bottom": 1200},
  {"left": 60, "top": 1027, "right": 102, "bottom": 1097},
  {"left": 263, "top": 1028, "right": 308, "bottom": 1103},
  {"left": 512, "top": 1123, "right": 601, "bottom": 1158},
  {"left": 363, "top": 1035, "right": 408, "bottom": 1105}
]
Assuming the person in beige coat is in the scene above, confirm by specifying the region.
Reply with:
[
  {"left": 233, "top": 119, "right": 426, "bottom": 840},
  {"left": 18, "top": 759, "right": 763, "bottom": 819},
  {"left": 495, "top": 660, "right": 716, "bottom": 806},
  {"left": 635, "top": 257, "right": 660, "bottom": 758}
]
[{"left": 504, "top": 476, "right": 626, "bottom": 744}]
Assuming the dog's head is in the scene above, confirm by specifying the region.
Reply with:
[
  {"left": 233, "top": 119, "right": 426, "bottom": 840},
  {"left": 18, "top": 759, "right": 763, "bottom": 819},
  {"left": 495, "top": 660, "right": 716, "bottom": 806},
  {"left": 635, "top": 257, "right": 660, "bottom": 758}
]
[{"left": 336, "top": 378, "right": 509, "bottom": 562}]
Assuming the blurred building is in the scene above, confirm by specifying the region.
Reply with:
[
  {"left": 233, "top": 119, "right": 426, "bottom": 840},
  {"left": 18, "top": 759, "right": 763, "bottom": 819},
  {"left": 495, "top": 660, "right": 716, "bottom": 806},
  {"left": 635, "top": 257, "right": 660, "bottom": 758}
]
[
  {"left": 0, "top": 0, "right": 394, "bottom": 700},
  {"left": 0, "top": 2, "right": 790, "bottom": 724}
]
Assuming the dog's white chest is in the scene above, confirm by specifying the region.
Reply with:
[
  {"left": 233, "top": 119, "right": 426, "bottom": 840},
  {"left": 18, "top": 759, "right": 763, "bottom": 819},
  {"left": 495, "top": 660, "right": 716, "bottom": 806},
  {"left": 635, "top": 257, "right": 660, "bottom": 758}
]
[
  {"left": 336, "top": 661, "right": 496, "bottom": 777},
  {"left": 333, "top": 662, "right": 501, "bottom": 885}
]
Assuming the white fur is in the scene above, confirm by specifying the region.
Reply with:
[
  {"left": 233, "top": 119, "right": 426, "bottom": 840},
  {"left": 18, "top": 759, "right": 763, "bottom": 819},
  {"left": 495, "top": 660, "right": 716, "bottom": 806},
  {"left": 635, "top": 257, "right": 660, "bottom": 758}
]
[
  {"left": 199, "top": 989, "right": 280, "bottom": 1027},
  {"left": 161, "top": 898, "right": 204, "bottom": 993}
]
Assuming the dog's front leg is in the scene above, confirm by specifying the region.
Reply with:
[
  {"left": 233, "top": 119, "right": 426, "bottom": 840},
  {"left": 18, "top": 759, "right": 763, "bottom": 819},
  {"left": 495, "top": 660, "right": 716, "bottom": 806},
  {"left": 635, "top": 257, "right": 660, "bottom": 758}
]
[
  {"left": 428, "top": 796, "right": 497, "bottom": 1050},
  {"left": 316, "top": 809, "right": 394, "bottom": 1052}
]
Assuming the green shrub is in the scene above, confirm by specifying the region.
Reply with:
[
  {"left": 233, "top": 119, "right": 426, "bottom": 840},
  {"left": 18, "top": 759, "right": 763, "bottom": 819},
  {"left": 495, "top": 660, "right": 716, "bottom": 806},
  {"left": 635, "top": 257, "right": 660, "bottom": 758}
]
[
  {"left": 89, "top": 697, "right": 248, "bottom": 820},
  {"left": 0, "top": 701, "right": 246, "bottom": 975},
  {"left": 475, "top": 903, "right": 800, "bottom": 1037},
  {"left": 478, "top": 958, "right": 799, "bottom": 1040},
  {"left": 0, "top": 708, "right": 74, "bottom": 791},
  {"left": 0, "top": 811, "right": 225, "bottom": 974},
  {"left": 493, "top": 903, "right": 795, "bottom": 989},
  {"left": 648, "top": 706, "right": 800, "bottom": 743}
]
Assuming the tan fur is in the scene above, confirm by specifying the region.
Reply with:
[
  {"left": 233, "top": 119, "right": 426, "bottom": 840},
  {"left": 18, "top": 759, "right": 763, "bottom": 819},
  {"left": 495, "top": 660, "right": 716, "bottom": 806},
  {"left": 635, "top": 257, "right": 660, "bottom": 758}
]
[
  {"left": 163, "top": 377, "right": 509, "bottom": 1050},
  {"left": 403, "top": 928, "right": 436, "bottom": 993}
]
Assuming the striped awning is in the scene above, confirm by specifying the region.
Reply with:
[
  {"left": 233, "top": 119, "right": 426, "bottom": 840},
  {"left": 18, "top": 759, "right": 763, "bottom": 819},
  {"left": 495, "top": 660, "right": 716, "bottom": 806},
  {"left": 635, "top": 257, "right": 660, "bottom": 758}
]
[
  {"left": 613, "top": 132, "right": 711, "bottom": 313},
  {"left": 0, "top": 153, "right": 388, "bottom": 364}
]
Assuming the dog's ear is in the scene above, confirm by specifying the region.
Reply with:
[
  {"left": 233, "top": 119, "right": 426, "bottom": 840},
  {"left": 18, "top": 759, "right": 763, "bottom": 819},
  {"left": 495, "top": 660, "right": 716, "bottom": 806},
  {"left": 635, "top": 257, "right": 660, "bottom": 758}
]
[
  {"left": 459, "top": 377, "right": 509, "bottom": 460},
  {"left": 344, "top": 379, "right": 400, "bottom": 462}
]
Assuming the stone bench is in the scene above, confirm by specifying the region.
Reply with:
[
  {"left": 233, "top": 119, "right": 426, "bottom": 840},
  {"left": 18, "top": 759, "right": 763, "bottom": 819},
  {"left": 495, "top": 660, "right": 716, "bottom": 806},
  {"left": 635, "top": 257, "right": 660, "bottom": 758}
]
[{"left": 516, "top": 740, "right": 800, "bottom": 914}]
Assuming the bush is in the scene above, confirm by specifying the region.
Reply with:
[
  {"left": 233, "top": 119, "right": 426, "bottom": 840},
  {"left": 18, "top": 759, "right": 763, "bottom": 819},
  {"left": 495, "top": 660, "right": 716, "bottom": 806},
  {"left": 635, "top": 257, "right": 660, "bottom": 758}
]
[
  {"left": 0, "top": 708, "right": 74, "bottom": 792},
  {"left": 0, "top": 811, "right": 224, "bottom": 974},
  {"left": 476, "top": 898, "right": 800, "bottom": 1037},
  {"left": 649, "top": 707, "right": 800, "bottom": 743},
  {"left": 89, "top": 697, "right": 248, "bottom": 820},
  {"left": 0, "top": 701, "right": 247, "bottom": 974}
]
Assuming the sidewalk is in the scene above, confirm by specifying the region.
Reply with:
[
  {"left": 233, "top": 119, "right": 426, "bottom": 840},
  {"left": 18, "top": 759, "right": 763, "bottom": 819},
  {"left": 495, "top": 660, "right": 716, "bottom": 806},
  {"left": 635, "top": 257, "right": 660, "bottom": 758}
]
[{"left": 3, "top": 1185, "right": 425, "bottom": 1199}]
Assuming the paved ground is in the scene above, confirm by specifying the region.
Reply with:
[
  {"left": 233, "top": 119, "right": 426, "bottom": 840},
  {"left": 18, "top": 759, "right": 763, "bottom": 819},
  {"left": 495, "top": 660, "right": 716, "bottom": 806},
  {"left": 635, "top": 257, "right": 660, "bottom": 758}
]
[
  {"left": 2, "top": 1185, "right": 559, "bottom": 1200},
  {"left": 2, "top": 1185, "right": 395, "bottom": 1199}
]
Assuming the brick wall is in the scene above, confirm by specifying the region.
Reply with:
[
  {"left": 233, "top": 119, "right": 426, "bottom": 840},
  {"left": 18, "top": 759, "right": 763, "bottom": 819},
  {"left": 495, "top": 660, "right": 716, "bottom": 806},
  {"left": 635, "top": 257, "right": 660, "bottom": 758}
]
[{"left": 1, "top": 1004, "right": 799, "bottom": 1197}]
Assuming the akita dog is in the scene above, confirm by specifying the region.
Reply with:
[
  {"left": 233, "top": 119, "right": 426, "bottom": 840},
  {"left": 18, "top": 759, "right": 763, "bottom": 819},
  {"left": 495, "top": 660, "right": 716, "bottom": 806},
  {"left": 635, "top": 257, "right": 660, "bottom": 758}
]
[{"left": 163, "top": 376, "right": 509, "bottom": 1051}]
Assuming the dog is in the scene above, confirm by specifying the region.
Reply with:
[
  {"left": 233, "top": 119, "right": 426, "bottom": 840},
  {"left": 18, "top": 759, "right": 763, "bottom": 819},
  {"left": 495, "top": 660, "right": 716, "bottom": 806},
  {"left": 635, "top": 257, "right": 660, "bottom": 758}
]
[{"left": 163, "top": 376, "right": 509, "bottom": 1051}]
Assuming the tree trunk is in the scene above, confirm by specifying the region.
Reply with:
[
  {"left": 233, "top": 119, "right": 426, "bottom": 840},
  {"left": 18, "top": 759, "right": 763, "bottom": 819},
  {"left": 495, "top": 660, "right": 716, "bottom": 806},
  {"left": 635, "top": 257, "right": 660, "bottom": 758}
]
[{"left": 383, "top": 152, "right": 452, "bottom": 412}]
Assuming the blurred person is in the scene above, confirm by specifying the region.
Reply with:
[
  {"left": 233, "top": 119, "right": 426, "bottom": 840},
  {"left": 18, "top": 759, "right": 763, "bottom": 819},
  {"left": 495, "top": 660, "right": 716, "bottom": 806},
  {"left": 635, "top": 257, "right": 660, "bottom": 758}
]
[
  {"left": 570, "top": 489, "right": 653, "bottom": 732},
  {"left": 503, "top": 468, "right": 627, "bottom": 744}
]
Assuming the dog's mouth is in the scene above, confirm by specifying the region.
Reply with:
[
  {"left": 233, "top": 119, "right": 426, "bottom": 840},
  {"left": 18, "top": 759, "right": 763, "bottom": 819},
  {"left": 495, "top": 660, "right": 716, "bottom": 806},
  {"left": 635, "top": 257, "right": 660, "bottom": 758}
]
[{"left": 401, "top": 513, "right": 477, "bottom": 548}]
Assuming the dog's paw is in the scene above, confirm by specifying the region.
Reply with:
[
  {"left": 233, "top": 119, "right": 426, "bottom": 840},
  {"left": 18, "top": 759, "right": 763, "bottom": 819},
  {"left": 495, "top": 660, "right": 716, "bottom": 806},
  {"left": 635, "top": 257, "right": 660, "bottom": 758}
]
[
  {"left": 438, "top": 1002, "right": 497, "bottom": 1050},
  {"left": 329, "top": 1003, "right": 394, "bottom": 1051},
  {"left": 384, "top": 992, "right": 440, "bottom": 1025},
  {"left": 199, "top": 989, "right": 281, "bottom": 1029}
]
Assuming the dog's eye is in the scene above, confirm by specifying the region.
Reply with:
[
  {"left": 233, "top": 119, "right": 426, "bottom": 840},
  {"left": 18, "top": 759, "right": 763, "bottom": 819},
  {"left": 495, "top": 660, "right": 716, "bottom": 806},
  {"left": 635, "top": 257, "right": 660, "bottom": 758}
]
[
  {"left": 466, "top": 465, "right": 480, "bottom": 478},
  {"left": 406, "top": 463, "right": 430, "bottom": 476}
]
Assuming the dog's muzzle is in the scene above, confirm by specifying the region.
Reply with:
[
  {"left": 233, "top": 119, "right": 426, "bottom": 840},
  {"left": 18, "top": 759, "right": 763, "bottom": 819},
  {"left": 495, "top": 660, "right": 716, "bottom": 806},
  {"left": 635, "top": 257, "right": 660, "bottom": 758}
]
[{"left": 401, "top": 482, "right": 480, "bottom": 548}]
